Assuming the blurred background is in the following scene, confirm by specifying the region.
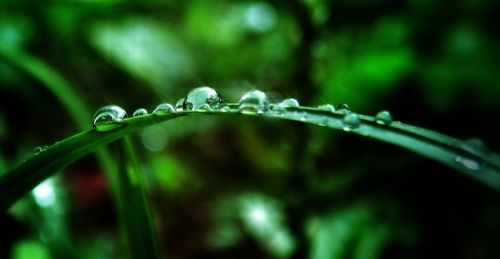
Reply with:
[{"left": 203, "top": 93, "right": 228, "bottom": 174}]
[{"left": 1, "top": 0, "right": 500, "bottom": 258}]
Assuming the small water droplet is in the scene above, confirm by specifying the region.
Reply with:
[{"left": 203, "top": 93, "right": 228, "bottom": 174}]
[
  {"left": 133, "top": 108, "right": 148, "bottom": 117},
  {"left": 375, "top": 110, "right": 393, "bottom": 125},
  {"left": 269, "top": 103, "right": 285, "bottom": 114},
  {"left": 219, "top": 104, "right": 230, "bottom": 112},
  {"left": 197, "top": 103, "right": 211, "bottom": 111},
  {"left": 183, "top": 86, "right": 224, "bottom": 111},
  {"left": 153, "top": 103, "right": 174, "bottom": 115},
  {"left": 238, "top": 90, "right": 269, "bottom": 114},
  {"left": 464, "top": 138, "right": 489, "bottom": 156},
  {"left": 33, "top": 145, "right": 48, "bottom": 155},
  {"left": 317, "top": 104, "right": 335, "bottom": 112},
  {"left": 336, "top": 103, "right": 351, "bottom": 114},
  {"left": 455, "top": 155, "right": 482, "bottom": 171},
  {"left": 342, "top": 113, "right": 360, "bottom": 131},
  {"left": 93, "top": 105, "right": 128, "bottom": 131},
  {"left": 279, "top": 98, "right": 300, "bottom": 108},
  {"left": 175, "top": 98, "right": 185, "bottom": 111}
]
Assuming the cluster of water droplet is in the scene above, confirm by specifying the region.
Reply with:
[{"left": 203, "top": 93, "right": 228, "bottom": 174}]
[{"left": 91, "top": 86, "right": 398, "bottom": 135}]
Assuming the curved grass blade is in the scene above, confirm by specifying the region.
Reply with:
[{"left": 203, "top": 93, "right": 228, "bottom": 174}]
[
  {"left": 0, "top": 47, "right": 160, "bottom": 258},
  {"left": 1, "top": 104, "right": 500, "bottom": 212}
]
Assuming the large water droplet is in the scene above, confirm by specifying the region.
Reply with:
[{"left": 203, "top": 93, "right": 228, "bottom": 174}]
[
  {"left": 133, "top": 108, "right": 148, "bottom": 117},
  {"left": 279, "top": 98, "right": 300, "bottom": 108},
  {"left": 93, "top": 105, "right": 128, "bottom": 131},
  {"left": 455, "top": 155, "right": 482, "bottom": 171},
  {"left": 175, "top": 98, "right": 185, "bottom": 111},
  {"left": 375, "top": 110, "right": 393, "bottom": 125},
  {"left": 183, "top": 86, "right": 224, "bottom": 111},
  {"left": 342, "top": 113, "right": 361, "bottom": 131},
  {"left": 153, "top": 103, "right": 174, "bottom": 115},
  {"left": 317, "top": 104, "right": 335, "bottom": 112},
  {"left": 238, "top": 90, "right": 269, "bottom": 114}
]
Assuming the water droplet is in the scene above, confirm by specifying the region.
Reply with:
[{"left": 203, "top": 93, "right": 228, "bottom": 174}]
[
  {"left": 197, "top": 103, "right": 211, "bottom": 111},
  {"left": 455, "top": 155, "right": 482, "bottom": 171},
  {"left": 342, "top": 113, "right": 361, "bottom": 131},
  {"left": 133, "top": 108, "right": 148, "bottom": 117},
  {"left": 464, "top": 138, "right": 489, "bottom": 156},
  {"left": 175, "top": 98, "right": 185, "bottom": 111},
  {"left": 269, "top": 103, "right": 285, "bottom": 114},
  {"left": 93, "top": 105, "right": 128, "bottom": 131},
  {"left": 317, "top": 104, "right": 335, "bottom": 112},
  {"left": 336, "top": 103, "right": 351, "bottom": 114},
  {"left": 219, "top": 104, "right": 230, "bottom": 112},
  {"left": 375, "top": 110, "right": 393, "bottom": 125},
  {"left": 33, "top": 145, "right": 48, "bottom": 155},
  {"left": 279, "top": 98, "right": 300, "bottom": 108},
  {"left": 238, "top": 90, "right": 269, "bottom": 114},
  {"left": 183, "top": 86, "right": 224, "bottom": 111},
  {"left": 153, "top": 103, "right": 174, "bottom": 115}
]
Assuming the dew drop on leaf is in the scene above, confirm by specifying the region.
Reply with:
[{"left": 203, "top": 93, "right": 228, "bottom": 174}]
[
  {"left": 93, "top": 105, "right": 128, "bottom": 131},
  {"left": 336, "top": 103, "right": 351, "bottom": 114},
  {"left": 342, "top": 113, "right": 361, "bottom": 131},
  {"left": 183, "top": 86, "right": 224, "bottom": 111},
  {"left": 317, "top": 104, "right": 335, "bottom": 112},
  {"left": 279, "top": 98, "right": 300, "bottom": 108},
  {"left": 464, "top": 138, "right": 489, "bottom": 156},
  {"left": 153, "top": 103, "right": 174, "bottom": 115},
  {"left": 375, "top": 110, "right": 393, "bottom": 125},
  {"left": 219, "top": 104, "right": 230, "bottom": 112},
  {"left": 33, "top": 145, "right": 48, "bottom": 155},
  {"left": 197, "top": 103, "right": 211, "bottom": 111},
  {"left": 455, "top": 155, "right": 482, "bottom": 171},
  {"left": 132, "top": 108, "right": 148, "bottom": 117},
  {"left": 238, "top": 90, "right": 269, "bottom": 114}
]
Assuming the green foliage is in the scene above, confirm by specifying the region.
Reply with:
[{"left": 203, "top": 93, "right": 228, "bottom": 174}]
[{"left": 1, "top": 0, "right": 500, "bottom": 258}]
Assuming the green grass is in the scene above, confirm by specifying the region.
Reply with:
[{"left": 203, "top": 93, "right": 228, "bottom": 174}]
[{"left": 2, "top": 103, "right": 499, "bottom": 212}]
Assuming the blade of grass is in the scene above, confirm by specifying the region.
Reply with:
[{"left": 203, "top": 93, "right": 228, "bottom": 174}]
[
  {"left": 0, "top": 46, "right": 160, "bottom": 258},
  {"left": 1, "top": 104, "right": 499, "bottom": 211},
  {"left": 117, "top": 136, "right": 161, "bottom": 259}
]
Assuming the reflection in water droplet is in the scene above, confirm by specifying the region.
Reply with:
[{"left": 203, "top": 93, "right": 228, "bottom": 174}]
[
  {"left": 93, "top": 105, "right": 128, "bottom": 131},
  {"left": 153, "top": 103, "right": 174, "bottom": 115},
  {"left": 238, "top": 90, "right": 269, "bottom": 114},
  {"left": 342, "top": 113, "right": 361, "bottom": 131},
  {"left": 455, "top": 156, "right": 482, "bottom": 171},
  {"left": 133, "top": 108, "right": 148, "bottom": 117},
  {"left": 317, "top": 104, "right": 335, "bottom": 112},
  {"left": 183, "top": 86, "right": 224, "bottom": 111},
  {"left": 375, "top": 110, "right": 393, "bottom": 125},
  {"left": 279, "top": 98, "right": 300, "bottom": 108},
  {"left": 175, "top": 98, "right": 185, "bottom": 111}
]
